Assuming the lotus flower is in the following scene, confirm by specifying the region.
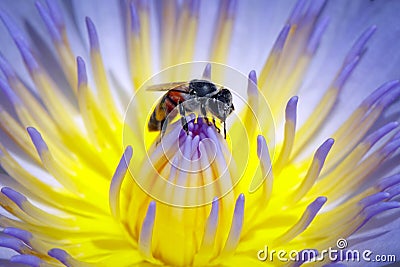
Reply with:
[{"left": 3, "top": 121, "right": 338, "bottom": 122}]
[{"left": 0, "top": 0, "right": 399, "bottom": 266}]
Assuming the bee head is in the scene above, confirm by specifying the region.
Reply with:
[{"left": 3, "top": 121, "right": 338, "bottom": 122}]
[
  {"left": 209, "top": 88, "right": 234, "bottom": 120},
  {"left": 189, "top": 79, "right": 218, "bottom": 97}
]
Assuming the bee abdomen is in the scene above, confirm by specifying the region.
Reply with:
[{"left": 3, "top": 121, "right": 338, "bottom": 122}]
[{"left": 148, "top": 111, "right": 164, "bottom": 131}]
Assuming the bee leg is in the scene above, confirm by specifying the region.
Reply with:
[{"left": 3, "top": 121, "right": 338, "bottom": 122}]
[
  {"left": 179, "top": 103, "right": 188, "bottom": 134},
  {"left": 161, "top": 118, "right": 168, "bottom": 138},
  {"left": 200, "top": 102, "right": 211, "bottom": 125},
  {"left": 223, "top": 121, "right": 227, "bottom": 139},
  {"left": 213, "top": 117, "right": 220, "bottom": 133}
]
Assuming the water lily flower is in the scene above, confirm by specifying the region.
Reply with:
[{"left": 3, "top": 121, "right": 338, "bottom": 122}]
[{"left": 0, "top": 0, "right": 399, "bottom": 266}]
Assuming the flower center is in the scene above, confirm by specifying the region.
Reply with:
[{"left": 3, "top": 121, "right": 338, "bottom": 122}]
[{"left": 132, "top": 115, "right": 238, "bottom": 208}]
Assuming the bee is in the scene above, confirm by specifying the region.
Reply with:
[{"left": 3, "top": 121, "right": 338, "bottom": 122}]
[{"left": 147, "top": 79, "right": 234, "bottom": 138}]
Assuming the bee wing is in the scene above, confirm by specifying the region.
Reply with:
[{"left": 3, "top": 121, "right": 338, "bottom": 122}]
[{"left": 146, "top": 82, "right": 190, "bottom": 92}]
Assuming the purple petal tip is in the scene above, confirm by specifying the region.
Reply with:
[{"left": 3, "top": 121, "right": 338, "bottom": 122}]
[
  {"left": 48, "top": 248, "right": 71, "bottom": 266},
  {"left": 15, "top": 40, "right": 39, "bottom": 72},
  {"left": 0, "top": 237, "right": 24, "bottom": 252},
  {"left": 273, "top": 24, "right": 291, "bottom": 52},
  {"left": 288, "top": 0, "right": 307, "bottom": 24},
  {"left": 302, "top": 196, "right": 327, "bottom": 227},
  {"left": 11, "top": 255, "right": 42, "bottom": 267},
  {"left": 364, "top": 202, "right": 400, "bottom": 220},
  {"left": 379, "top": 87, "right": 400, "bottom": 107},
  {"left": 189, "top": 0, "right": 200, "bottom": 16},
  {"left": 359, "top": 192, "right": 390, "bottom": 208},
  {"left": 202, "top": 63, "right": 211, "bottom": 79},
  {"left": 45, "top": 0, "right": 65, "bottom": 30},
  {"left": 35, "top": 1, "right": 62, "bottom": 43},
  {"left": 285, "top": 96, "right": 298, "bottom": 122},
  {"left": 129, "top": 1, "right": 140, "bottom": 34},
  {"left": 256, "top": 135, "right": 267, "bottom": 158},
  {"left": 226, "top": 0, "right": 238, "bottom": 18},
  {"left": 125, "top": 145, "right": 133, "bottom": 158},
  {"left": 0, "top": 78, "right": 21, "bottom": 105},
  {"left": 315, "top": 138, "right": 334, "bottom": 163},
  {"left": 378, "top": 174, "right": 400, "bottom": 190},
  {"left": 307, "top": 16, "right": 329, "bottom": 54},
  {"left": 1, "top": 187, "right": 26, "bottom": 208},
  {"left": 248, "top": 70, "right": 257, "bottom": 84},
  {"left": 77, "top": 56, "right": 87, "bottom": 86},
  {"left": 27, "top": 127, "right": 48, "bottom": 153},
  {"left": 3, "top": 227, "right": 32, "bottom": 244},
  {"left": 148, "top": 201, "right": 156, "bottom": 212},
  {"left": 85, "top": 16, "right": 99, "bottom": 49},
  {"left": 0, "top": 53, "right": 16, "bottom": 79},
  {"left": 345, "top": 25, "right": 377, "bottom": 64},
  {"left": 314, "top": 196, "right": 327, "bottom": 205},
  {"left": 381, "top": 139, "right": 400, "bottom": 157},
  {"left": 365, "top": 122, "right": 398, "bottom": 146},
  {"left": 362, "top": 80, "right": 399, "bottom": 107},
  {"left": 334, "top": 56, "right": 360, "bottom": 90}
]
